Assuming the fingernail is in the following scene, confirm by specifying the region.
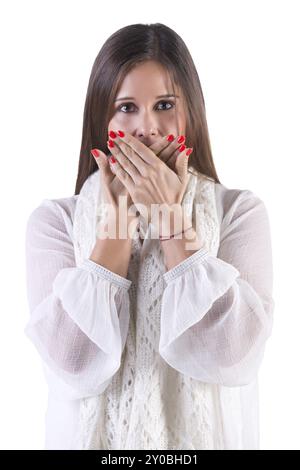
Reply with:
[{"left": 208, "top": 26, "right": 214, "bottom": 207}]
[
  {"left": 109, "top": 130, "right": 117, "bottom": 139},
  {"left": 108, "top": 139, "right": 115, "bottom": 148},
  {"left": 179, "top": 144, "right": 186, "bottom": 152},
  {"left": 186, "top": 148, "right": 193, "bottom": 156},
  {"left": 167, "top": 134, "right": 175, "bottom": 142},
  {"left": 117, "top": 130, "right": 125, "bottom": 137},
  {"left": 177, "top": 135, "right": 185, "bottom": 144},
  {"left": 110, "top": 156, "right": 116, "bottom": 163},
  {"left": 91, "top": 148, "right": 100, "bottom": 158}
]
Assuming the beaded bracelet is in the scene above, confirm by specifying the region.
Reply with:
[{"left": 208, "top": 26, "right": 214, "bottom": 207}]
[{"left": 159, "top": 225, "right": 193, "bottom": 241}]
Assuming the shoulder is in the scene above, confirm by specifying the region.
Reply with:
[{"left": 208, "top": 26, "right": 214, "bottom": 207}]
[
  {"left": 214, "top": 181, "right": 270, "bottom": 235},
  {"left": 215, "top": 181, "right": 258, "bottom": 212},
  {"left": 26, "top": 195, "right": 79, "bottom": 240}
]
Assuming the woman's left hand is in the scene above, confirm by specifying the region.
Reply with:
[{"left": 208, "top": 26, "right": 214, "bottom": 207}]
[{"left": 107, "top": 131, "right": 191, "bottom": 231}]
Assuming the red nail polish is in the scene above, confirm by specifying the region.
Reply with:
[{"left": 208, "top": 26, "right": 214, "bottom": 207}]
[
  {"left": 167, "top": 134, "right": 175, "bottom": 142},
  {"left": 110, "top": 156, "right": 116, "bottom": 163},
  {"left": 109, "top": 130, "right": 117, "bottom": 139},
  {"left": 177, "top": 135, "right": 185, "bottom": 144},
  {"left": 117, "top": 130, "right": 125, "bottom": 137},
  {"left": 91, "top": 148, "right": 100, "bottom": 157},
  {"left": 186, "top": 148, "right": 193, "bottom": 156},
  {"left": 108, "top": 139, "right": 115, "bottom": 148},
  {"left": 179, "top": 144, "right": 186, "bottom": 152}
]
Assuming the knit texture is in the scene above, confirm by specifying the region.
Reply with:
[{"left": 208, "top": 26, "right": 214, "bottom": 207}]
[{"left": 72, "top": 168, "right": 221, "bottom": 449}]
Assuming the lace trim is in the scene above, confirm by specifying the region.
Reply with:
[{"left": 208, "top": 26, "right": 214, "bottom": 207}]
[
  {"left": 81, "top": 258, "right": 132, "bottom": 290},
  {"left": 163, "top": 247, "right": 210, "bottom": 283}
]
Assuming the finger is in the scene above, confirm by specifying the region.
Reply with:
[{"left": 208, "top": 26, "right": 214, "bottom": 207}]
[
  {"left": 107, "top": 139, "right": 141, "bottom": 184},
  {"left": 107, "top": 152, "right": 117, "bottom": 175},
  {"left": 108, "top": 153, "right": 134, "bottom": 194},
  {"left": 111, "top": 130, "right": 157, "bottom": 167},
  {"left": 104, "top": 151, "right": 123, "bottom": 176},
  {"left": 174, "top": 147, "right": 193, "bottom": 183},
  {"left": 158, "top": 135, "right": 186, "bottom": 164},
  {"left": 148, "top": 134, "right": 176, "bottom": 160},
  {"left": 166, "top": 143, "right": 189, "bottom": 170},
  {"left": 90, "top": 148, "right": 114, "bottom": 184}
]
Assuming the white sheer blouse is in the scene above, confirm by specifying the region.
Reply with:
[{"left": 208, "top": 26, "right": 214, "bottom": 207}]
[{"left": 24, "top": 182, "right": 275, "bottom": 449}]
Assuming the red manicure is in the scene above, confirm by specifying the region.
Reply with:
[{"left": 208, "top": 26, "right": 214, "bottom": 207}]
[
  {"left": 167, "top": 134, "right": 175, "bottom": 142},
  {"left": 177, "top": 135, "right": 185, "bottom": 144},
  {"left": 117, "top": 130, "right": 125, "bottom": 137},
  {"left": 110, "top": 156, "right": 116, "bottom": 163},
  {"left": 186, "top": 148, "right": 193, "bottom": 156},
  {"left": 179, "top": 144, "right": 186, "bottom": 152},
  {"left": 109, "top": 130, "right": 117, "bottom": 139},
  {"left": 108, "top": 139, "right": 115, "bottom": 148},
  {"left": 91, "top": 148, "right": 100, "bottom": 157}
]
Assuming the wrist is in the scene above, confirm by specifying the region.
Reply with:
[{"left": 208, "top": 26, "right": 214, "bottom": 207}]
[
  {"left": 160, "top": 224, "right": 205, "bottom": 254},
  {"left": 96, "top": 211, "right": 139, "bottom": 240},
  {"left": 158, "top": 208, "right": 192, "bottom": 238},
  {"left": 159, "top": 224, "right": 194, "bottom": 241}
]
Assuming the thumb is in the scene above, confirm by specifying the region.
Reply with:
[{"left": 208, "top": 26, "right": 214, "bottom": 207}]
[
  {"left": 91, "top": 148, "right": 115, "bottom": 184},
  {"left": 175, "top": 147, "right": 193, "bottom": 182}
]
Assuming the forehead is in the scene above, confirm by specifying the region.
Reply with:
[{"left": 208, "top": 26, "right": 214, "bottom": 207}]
[{"left": 117, "top": 61, "right": 180, "bottom": 96}]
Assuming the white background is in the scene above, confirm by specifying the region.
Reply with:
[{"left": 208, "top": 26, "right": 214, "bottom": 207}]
[{"left": 0, "top": 0, "right": 299, "bottom": 450}]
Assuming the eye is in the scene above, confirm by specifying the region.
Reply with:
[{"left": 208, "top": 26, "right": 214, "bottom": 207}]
[
  {"left": 117, "top": 100, "right": 174, "bottom": 113},
  {"left": 156, "top": 101, "right": 174, "bottom": 111},
  {"left": 118, "top": 102, "right": 135, "bottom": 113}
]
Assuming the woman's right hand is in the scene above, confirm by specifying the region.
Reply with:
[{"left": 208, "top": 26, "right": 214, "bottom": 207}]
[
  {"left": 91, "top": 148, "right": 140, "bottom": 239},
  {"left": 90, "top": 149, "right": 134, "bottom": 212}
]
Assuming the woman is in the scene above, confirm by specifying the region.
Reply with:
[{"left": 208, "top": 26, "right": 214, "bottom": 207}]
[{"left": 24, "top": 23, "right": 275, "bottom": 450}]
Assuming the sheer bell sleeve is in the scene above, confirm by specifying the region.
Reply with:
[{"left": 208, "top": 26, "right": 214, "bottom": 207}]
[
  {"left": 159, "top": 190, "right": 275, "bottom": 387},
  {"left": 24, "top": 199, "right": 132, "bottom": 400}
]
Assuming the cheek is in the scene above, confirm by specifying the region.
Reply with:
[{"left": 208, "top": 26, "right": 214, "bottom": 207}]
[
  {"left": 175, "top": 108, "right": 187, "bottom": 127},
  {"left": 108, "top": 114, "right": 130, "bottom": 129},
  {"left": 107, "top": 116, "right": 125, "bottom": 136}
]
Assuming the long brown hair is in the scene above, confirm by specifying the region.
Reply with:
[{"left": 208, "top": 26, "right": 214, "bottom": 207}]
[{"left": 75, "top": 23, "right": 221, "bottom": 195}]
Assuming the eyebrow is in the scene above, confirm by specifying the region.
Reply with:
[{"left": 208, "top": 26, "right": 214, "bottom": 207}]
[{"left": 114, "top": 94, "right": 180, "bottom": 102}]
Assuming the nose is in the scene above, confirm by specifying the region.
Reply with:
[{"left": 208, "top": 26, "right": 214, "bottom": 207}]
[
  {"left": 137, "top": 127, "right": 159, "bottom": 147},
  {"left": 134, "top": 109, "right": 160, "bottom": 146}
]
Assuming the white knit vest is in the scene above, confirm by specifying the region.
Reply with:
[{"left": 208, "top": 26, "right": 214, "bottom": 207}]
[{"left": 72, "top": 167, "right": 223, "bottom": 449}]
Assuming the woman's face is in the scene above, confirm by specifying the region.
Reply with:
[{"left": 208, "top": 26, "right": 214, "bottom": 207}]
[{"left": 108, "top": 60, "right": 187, "bottom": 148}]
